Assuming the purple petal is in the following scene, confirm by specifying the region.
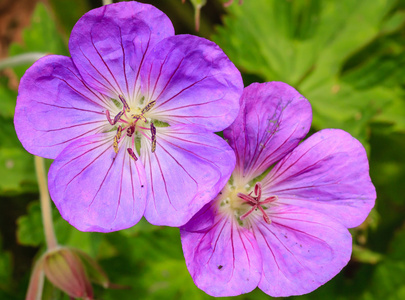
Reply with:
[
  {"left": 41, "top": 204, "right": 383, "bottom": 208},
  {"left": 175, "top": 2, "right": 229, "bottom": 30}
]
[
  {"left": 69, "top": 2, "right": 174, "bottom": 99},
  {"left": 256, "top": 206, "right": 352, "bottom": 297},
  {"left": 261, "top": 129, "right": 376, "bottom": 228},
  {"left": 14, "top": 55, "right": 108, "bottom": 159},
  {"left": 140, "top": 34, "right": 243, "bottom": 131},
  {"left": 180, "top": 202, "right": 262, "bottom": 296},
  {"left": 224, "top": 82, "right": 312, "bottom": 182},
  {"left": 48, "top": 133, "right": 147, "bottom": 232},
  {"left": 142, "top": 125, "right": 235, "bottom": 226}
]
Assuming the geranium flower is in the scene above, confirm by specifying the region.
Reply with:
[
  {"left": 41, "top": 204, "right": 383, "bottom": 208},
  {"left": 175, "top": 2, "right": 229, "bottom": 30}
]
[
  {"left": 14, "top": 1, "right": 242, "bottom": 232},
  {"left": 180, "top": 82, "right": 376, "bottom": 297}
]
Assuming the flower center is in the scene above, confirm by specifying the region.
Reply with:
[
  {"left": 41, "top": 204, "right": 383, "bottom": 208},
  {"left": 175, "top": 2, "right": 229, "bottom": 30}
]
[
  {"left": 105, "top": 95, "right": 159, "bottom": 160},
  {"left": 218, "top": 181, "right": 277, "bottom": 227}
]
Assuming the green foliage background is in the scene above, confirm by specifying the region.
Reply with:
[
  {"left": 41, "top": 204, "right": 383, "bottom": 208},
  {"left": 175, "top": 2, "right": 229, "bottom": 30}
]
[{"left": 1, "top": 0, "right": 405, "bottom": 299}]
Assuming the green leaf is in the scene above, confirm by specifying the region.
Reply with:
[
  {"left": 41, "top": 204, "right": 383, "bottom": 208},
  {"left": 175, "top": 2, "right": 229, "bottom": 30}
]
[
  {"left": 0, "top": 78, "right": 17, "bottom": 119},
  {"left": 214, "top": 0, "right": 401, "bottom": 143},
  {"left": 140, "top": 259, "right": 210, "bottom": 300},
  {"left": 352, "top": 245, "right": 384, "bottom": 264},
  {"left": 0, "top": 236, "right": 12, "bottom": 292},
  {"left": 16, "top": 202, "right": 44, "bottom": 246},
  {"left": 8, "top": 2, "right": 68, "bottom": 79},
  {"left": 388, "top": 223, "right": 405, "bottom": 261},
  {"left": 0, "top": 147, "right": 37, "bottom": 194},
  {"left": 362, "top": 260, "right": 405, "bottom": 300},
  {"left": 48, "top": 0, "right": 90, "bottom": 34},
  {"left": 16, "top": 200, "right": 105, "bottom": 256}
]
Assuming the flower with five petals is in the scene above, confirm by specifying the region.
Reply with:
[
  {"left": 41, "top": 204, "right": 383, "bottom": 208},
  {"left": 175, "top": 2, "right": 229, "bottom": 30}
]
[
  {"left": 14, "top": 1, "right": 242, "bottom": 231},
  {"left": 180, "top": 82, "right": 376, "bottom": 297}
]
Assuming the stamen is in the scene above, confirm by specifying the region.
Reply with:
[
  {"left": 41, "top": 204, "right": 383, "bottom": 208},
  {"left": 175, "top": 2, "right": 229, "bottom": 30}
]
[
  {"left": 116, "top": 125, "right": 123, "bottom": 140},
  {"left": 112, "top": 126, "right": 123, "bottom": 154},
  {"left": 113, "top": 110, "right": 125, "bottom": 124},
  {"left": 142, "top": 100, "right": 156, "bottom": 114},
  {"left": 113, "top": 136, "right": 119, "bottom": 153},
  {"left": 118, "top": 95, "right": 130, "bottom": 112},
  {"left": 106, "top": 110, "right": 114, "bottom": 125},
  {"left": 150, "top": 122, "right": 156, "bottom": 153},
  {"left": 127, "top": 125, "right": 135, "bottom": 137},
  {"left": 131, "top": 114, "right": 147, "bottom": 122},
  {"left": 106, "top": 109, "right": 125, "bottom": 126},
  {"left": 127, "top": 148, "right": 138, "bottom": 161}
]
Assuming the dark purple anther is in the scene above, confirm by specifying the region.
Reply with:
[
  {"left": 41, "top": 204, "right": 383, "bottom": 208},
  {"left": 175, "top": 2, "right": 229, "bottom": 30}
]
[
  {"left": 127, "top": 148, "right": 138, "bottom": 161},
  {"left": 127, "top": 125, "right": 135, "bottom": 137},
  {"left": 141, "top": 100, "right": 156, "bottom": 114},
  {"left": 119, "top": 95, "right": 130, "bottom": 112},
  {"left": 113, "top": 110, "right": 125, "bottom": 125},
  {"left": 150, "top": 123, "right": 156, "bottom": 153}
]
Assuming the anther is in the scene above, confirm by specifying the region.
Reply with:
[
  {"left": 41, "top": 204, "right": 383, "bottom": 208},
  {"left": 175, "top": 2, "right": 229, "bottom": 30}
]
[
  {"left": 131, "top": 114, "right": 147, "bottom": 122},
  {"left": 150, "top": 123, "right": 156, "bottom": 153},
  {"left": 127, "top": 125, "right": 135, "bottom": 137},
  {"left": 113, "top": 110, "right": 125, "bottom": 124},
  {"left": 113, "top": 136, "right": 119, "bottom": 153},
  {"left": 116, "top": 125, "right": 123, "bottom": 140},
  {"left": 118, "top": 95, "right": 130, "bottom": 112},
  {"left": 106, "top": 109, "right": 124, "bottom": 126},
  {"left": 127, "top": 148, "right": 138, "bottom": 161},
  {"left": 142, "top": 100, "right": 156, "bottom": 114}
]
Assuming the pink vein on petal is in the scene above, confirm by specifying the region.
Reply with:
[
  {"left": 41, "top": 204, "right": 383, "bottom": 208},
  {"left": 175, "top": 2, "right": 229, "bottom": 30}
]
[
  {"left": 153, "top": 151, "right": 175, "bottom": 210},
  {"left": 64, "top": 66, "right": 111, "bottom": 107},
  {"left": 78, "top": 46, "right": 118, "bottom": 94},
  {"left": 152, "top": 57, "right": 186, "bottom": 103}
]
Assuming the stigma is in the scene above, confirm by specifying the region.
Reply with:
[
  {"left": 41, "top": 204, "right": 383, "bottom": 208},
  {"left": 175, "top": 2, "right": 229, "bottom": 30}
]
[
  {"left": 218, "top": 181, "right": 277, "bottom": 226},
  {"left": 237, "top": 182, "right": 277, "bottom": 224}
]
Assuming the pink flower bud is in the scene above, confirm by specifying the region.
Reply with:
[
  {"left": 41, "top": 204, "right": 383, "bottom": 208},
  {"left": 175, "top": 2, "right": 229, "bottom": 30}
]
[{"left": 42, "top": 248, "right": 93, "bottom": 299}]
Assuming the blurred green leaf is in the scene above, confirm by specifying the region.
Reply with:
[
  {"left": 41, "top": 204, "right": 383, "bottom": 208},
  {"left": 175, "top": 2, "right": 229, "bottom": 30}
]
[
  {"left": 16, "top": 201, "right": 43, "bottom": 246},
  {"left": 0, "top": 236, "right": 12, "bottom": 292},
  {"left": 0, "top": 78, "right": 17, "bottom": 118},
  {"left": 140, "top": 258, "right": 209, "bottom": 300},
  {"left": 16, "top": 200, "right": 106, "bottom": 258},
  {"left": 388, "top": 223, "right": 405, "bottom": 261},
  {"left": 9, "top": 2, "right": 68, "bottom": 79},
  {"left": 119, "top": 218, "right": 158, "bottom": 237},
  {"left": 362, "top": 260, "right": 405, "bottom": 300},
  {"left": 0, "top": 147, "right": 37, "bottom": 194},
  {"left": 352, "top": 245, "right": 384, "bottom": 264},
  {"left": 48, "top": 0, "right": 90, "bottom": 34}
]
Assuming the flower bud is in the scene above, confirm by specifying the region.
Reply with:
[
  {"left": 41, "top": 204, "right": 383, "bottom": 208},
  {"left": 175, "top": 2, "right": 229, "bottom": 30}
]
[
  {"left": 26, "top": 246, "right": 119, "bottom": 300},
  {"left": 42, "top": 248, "right": 93, "bottom": 299}
]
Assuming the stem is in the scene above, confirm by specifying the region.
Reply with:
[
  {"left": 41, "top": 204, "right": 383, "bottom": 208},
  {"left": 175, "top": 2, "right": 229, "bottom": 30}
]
[
  {"left": 0, "top": 53, "right": 46, "bottom": 70},
  {"left": 102, "top": 0, "right": 113, "bottom": 5},
  {"left": 194, "top": 5, "right": 201, "bottom": 31},
  {"left": 34, "top": 156, "right": 58, "bottom": 250}
]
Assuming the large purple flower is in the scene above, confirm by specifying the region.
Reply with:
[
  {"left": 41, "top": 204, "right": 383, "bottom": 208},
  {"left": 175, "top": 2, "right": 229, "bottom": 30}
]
[
  {"left": 14, "top": 2, "right": 242, "bottom": 232},
  {"left": 180, "top": 82, "right": 376, "bottom": 297}
]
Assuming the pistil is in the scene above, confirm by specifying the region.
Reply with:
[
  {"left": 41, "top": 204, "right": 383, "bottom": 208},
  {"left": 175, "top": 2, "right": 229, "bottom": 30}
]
[{"left": 237, "top": 182, "right": 277, "bottom": 224}]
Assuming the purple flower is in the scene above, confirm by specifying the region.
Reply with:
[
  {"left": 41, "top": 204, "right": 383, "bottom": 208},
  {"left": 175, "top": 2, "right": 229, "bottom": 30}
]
[
  {"left": 14, "top": 2, "right": 242, "bottom": 232},
  {"left": 180, "top": 82, "right": 376, "bottom": 297}
]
